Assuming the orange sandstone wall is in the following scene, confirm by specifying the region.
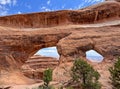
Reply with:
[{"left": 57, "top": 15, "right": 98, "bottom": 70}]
[{"left": 0, "top": 2, "right": 119, "bottom": 28}]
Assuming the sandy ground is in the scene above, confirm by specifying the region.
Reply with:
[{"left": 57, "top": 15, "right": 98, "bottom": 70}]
[
  {"left": 1, "top": 83, "right": 41, "bottom": 89},
  {"left": 1, "top": 81, "right": 61, "bottom": 89}
]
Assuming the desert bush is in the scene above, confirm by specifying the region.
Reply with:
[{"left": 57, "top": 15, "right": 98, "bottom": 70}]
[
  {"left": 109, "top": 57, "right": 120, "bottom": 89},
  {"left": 26, "top": 85, "right": 55, "bottom": 89},
  {"left": 27, "top": 68, "right": 53, "bottom": 89},
  {"left": 43, "top": 68, "right": 53, "bottom": 88},
  {"left": 71, "top": 58, "right": 101, "bottom": 89},
  {"left": 66, "top": 86, "right": 73, "bottom": 89},
  {"left": 38, "top": 85, "right": 55, "bottom": 89}
]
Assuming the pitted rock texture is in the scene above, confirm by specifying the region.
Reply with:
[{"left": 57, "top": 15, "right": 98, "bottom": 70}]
[{"left": 0, "top": 1, "right": 120, "bottom": 87}]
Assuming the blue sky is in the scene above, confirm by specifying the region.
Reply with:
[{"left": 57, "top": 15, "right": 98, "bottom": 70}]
[
  {"left": 86, "top": 50, "right": 104, "bottom": 62},
  {"left": 35, "top": 47, "right": 104, "bottom": 62},
  {"left": 0, "top": 0, "right": 104, "bottom": 16},
  {"left": 35, "top": 47, "right": 60, "bottom": 59}
]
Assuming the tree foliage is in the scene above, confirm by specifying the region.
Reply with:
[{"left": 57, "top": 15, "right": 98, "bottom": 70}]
[
  {"left": 71, "top": 58, "right": 101, "bottom": 89},
  {"left": 109, "top": 57, "right": 120, "bottom": 89},
  {"left": 43, "top": 68, "right": 53, "bottom": 87}
]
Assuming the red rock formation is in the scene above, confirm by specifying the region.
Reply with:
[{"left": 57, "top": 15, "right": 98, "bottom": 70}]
[
  {"left": 21, "top": 55, "right": 58, "bottom": 80},
  {"left": 0, "top": 1, "right": 119, "bottom": 28},
  {"left": 0, "top": 26, "right": 70, "bottom": 84},
  {"left": 57, "top": 26, "right": 120, "bottom": 63},
  {"left": 0, "top": 1, "right": 119, "bottom": 87}
]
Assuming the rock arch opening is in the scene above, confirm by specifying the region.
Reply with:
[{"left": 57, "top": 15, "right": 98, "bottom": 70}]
[
  {"left": 86, "top": 50, "right": 104, "bottom": 62},
  {"left": 21, "top": 46, "right": 59, "bottom": 80},
  {"left": 34, "top": 46, "right": 60, "bottom": 59}
]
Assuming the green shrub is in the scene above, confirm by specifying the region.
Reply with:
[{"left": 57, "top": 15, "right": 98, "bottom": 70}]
[
  {"left": 66, "top": 86, "right": 73, "bottom": 89},
  {"left": 27, "top": 68, "right": 53, "bottom": 89},
  {"left": 38, "top": 85, "right": 55, "bottom": 89},
  {"left": 43, "top": 68, "right": 53, "bottom": 87},
  {"left": 71, "top": 58, "right": 101, "bottom": 89},
  {"left": 109, "top": 57, "right": 120, "bottom": 89},
  {"left": 26, "top": 85, "right": 55, "bottom": 89}
]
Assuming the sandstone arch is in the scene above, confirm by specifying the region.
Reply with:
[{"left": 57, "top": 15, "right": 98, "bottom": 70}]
[
  {"left": 57, "top": 26, "right": 120, "bottom": 63},
  {"left": 0, "top": 1, "right": 120, "bottom": 85}
]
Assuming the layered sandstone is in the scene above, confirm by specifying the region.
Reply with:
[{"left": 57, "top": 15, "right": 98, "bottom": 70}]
[
  {"left": 0, "top": 1, "right": 119, "bottom": 88},
  {"left": 0, "top": 1, "right": 119, "bottom": 28},
  {"left": 21, "top": 55, "right": 58, "bottom": 80}
]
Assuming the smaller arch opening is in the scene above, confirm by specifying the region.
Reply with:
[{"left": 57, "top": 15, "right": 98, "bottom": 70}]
[
  {"left": 86, "top": 50, "right": 104, "bottom": 62},
  {"left": 34, "top": 46, "right": 60, "bottom": 59}
]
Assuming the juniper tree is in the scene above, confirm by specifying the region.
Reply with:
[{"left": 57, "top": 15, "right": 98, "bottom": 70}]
[
  {"left": 71, "top": 58, "right": 101, "bottom": 89},
  {"left": 109, "top": 57, "right": 120, "bottom": 89},
  {"left": 43, "top": 68, "right": 53, "bottom": 87}
]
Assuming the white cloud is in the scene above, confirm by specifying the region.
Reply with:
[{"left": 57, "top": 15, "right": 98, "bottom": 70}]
[
  {"left": 78, "top": 3, "right": 84, "bottom": 9},
  {"left": 89, "top": 0, "right": 104, "bottom": 3},
  {"left": 18, "top": 11, "right": 21, "bottom": 14},
  {"left": 35, "top": 47, "right": 60, "bottom": 58},
  {"left": 41, "top": 6, "right": 46, "bottom": 10},
  {"left": 76, "top": 0, "right": 104, "bottom": 9},
  {"left": 47, "top": 0, "right": 50, "bottom": 5},
  {"left": 0, "top": 0, "right": 11, "bottom": 5},
  {"left": 0, "top": 0, "right": 17, "bottom": 6},
  {"left": 41, "top": 6, "right": 52, "bottom": 12},
  {"left": 45, "top": 8, "right": 51, "bottom": 11},
  {"left": 84, "top": 0, "right": 104, "bottom": 3},
  {"left": 0, "top": 0, "right": 17, "bottom": 16},
  {"left": 69, "top": 8, "right": 73, "bottom": 10}
]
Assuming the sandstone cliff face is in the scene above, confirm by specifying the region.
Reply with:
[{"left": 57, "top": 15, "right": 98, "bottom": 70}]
[
  {"left": 0, "top": 1, "right": 120, "bottom": 88},
  {"left": 0, "top": 2, "right": 119, "bottom": 28}
]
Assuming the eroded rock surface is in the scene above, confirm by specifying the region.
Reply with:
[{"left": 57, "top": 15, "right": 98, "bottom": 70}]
[
  {"left": 0, "top": 1, "right": 119, "bottom": 28},
  {"left": 0, "top": 25, "right": 70, "bottom": 84},
  {"left": 21, "top": 55, "right": 58, "bottom": 80},
  {"left": 0, "top": 1, "right": 120, "bottom": 88},
  {"left": 57, "top": 26, "right": 120, "bottom": 63}
]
